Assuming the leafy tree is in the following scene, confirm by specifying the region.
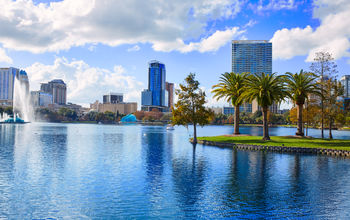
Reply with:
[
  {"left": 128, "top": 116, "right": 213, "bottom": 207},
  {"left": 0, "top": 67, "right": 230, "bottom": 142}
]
[
  {"left": 243, "top": 73, "right": 287, "bottom": 140},
  {"left": 104, "top": 111, "right": 116, "bottom": 122},
  {"left": 172, "top": 73, "right": 214, "bottom": 144},
  {"left": 285, "top": 70, "right": 320, "bottom": 136},
  {"left": 310, "top": 52, "right": 338, "bottom": 138},
  {"left": 84, "top": 111, "right": 98, "bottom": 121},
  {"left": 212, "top": 72, "right": 247, "bottom": 134},
  {"left": 134, "top": 111, "right": 145, "bottom": 120},
  {"left": 58, "top": 107, "right": 78, "bottom": 121},
  {"left": 324, "top": 79, "right": 344, "bottom": 139}
]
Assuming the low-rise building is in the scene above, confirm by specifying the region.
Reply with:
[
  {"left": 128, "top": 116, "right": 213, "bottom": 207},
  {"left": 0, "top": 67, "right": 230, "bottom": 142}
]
[
  {"left": 31, "top": 91, "right": 53, "bottom": 107},
  {"left": 90, "top": 101, "right": 137, "bottom": 115}
]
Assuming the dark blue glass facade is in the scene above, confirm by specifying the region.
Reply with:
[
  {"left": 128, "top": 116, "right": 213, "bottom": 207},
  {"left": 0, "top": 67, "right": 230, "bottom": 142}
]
[
  {"left": 148, "top": 61, "right": 166, "bottom": 106},
  {"left": 232, "top": 40, "right": 272, "bottom": 74}
]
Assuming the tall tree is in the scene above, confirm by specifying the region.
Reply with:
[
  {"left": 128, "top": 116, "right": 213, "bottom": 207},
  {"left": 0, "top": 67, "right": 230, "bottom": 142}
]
[
  {"left": 285, "top": 70, "right": 320, "bottom": 136},
  {"left": 243, "top": 73, "right": 287, "bottom": 140},
  {"left": 324, "top": 79, "right": 344, "bottom": 139},
  {"left": 212, "top": 72, "right": 247, "bottom": 134},
  {"left": 310, "top": 52, "right": 338, "bottom": 138},
  {"left": 172, "top": 73, "right": 213, "bottom": 144}
]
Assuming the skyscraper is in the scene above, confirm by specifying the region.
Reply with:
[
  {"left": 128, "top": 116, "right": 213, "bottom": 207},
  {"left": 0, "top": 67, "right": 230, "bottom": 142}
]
[
  {"left": 232, "top": 40, "right": 272, "bottom": 75},
  {"left": 141, "top": 60, "right": 169, "bottom": 111},
  {"left": 165, "top": 82, "right": 174, "bottom": 109},
  {"left": 40, "top": 79, "right": 67, "bottom": 105},
  {"left": 232, "top": 40, "right": 278, "bottom": 113},
  {"left": 0, "top": 67, "right": 29, "bottom": 106},
  {"left": 341, "top": 75, "right": 350, "bottom": 98}
]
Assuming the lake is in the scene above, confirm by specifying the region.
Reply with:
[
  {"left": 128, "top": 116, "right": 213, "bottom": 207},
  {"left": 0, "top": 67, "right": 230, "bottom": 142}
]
[{"left": 1, "top": 123, "right": 350, "bottom": 218}]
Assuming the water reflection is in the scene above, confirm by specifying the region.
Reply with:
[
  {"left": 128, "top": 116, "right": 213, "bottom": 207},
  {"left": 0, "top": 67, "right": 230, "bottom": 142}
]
[
  {"left": 171, "top": 145, "right": 207, "bottom": 217},
  {"left": 0, "top": 124, "right": 350, "bottom": 218},
  {"left": 141, "top": 126, "right": 166, "bottom": 188}
]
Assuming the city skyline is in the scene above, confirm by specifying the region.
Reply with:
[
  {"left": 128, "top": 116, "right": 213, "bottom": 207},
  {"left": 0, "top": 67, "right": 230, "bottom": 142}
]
[{"left": 0, "top": 0, "right": 349, "bottom": 108}]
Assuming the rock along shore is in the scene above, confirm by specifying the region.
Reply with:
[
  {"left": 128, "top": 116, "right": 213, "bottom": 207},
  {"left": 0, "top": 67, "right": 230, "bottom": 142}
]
[{"left": 191, "top": 139, "right": 350, "bottom": 158}]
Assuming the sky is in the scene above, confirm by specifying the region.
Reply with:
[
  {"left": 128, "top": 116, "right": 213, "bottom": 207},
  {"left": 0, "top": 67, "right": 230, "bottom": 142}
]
[{"left": 0, "top": 0, "right": 349, "bottom": 109}]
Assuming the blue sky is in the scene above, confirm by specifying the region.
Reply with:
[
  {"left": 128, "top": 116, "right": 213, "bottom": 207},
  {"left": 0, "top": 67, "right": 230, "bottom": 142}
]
[{"left": 0, "top": 0, "right": 349, "bottom": 108}]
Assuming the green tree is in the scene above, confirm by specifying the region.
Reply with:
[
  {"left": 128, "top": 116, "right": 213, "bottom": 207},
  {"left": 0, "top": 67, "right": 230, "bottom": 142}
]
[
  {"left": 285, "top": 70, "right": 320, "bottom": 136},
  {"left": 310, "top": 51, "right": 338, "bottom": 138},
  {"left": 212, "top": 72, "right": 247, "bottom": 134},
  {"left": 243, "top": 73, "right": 287, "bottom": 140},
  {"left": 172, "top": 73, "right": 213, "bottom": 144},
  {"left": 58, "top": 107, "right": 77, "bottom": 121}
]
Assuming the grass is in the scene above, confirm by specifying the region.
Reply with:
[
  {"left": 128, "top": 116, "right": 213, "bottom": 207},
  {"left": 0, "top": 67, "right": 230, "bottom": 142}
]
[
  {"left": 197, "top": 136, "right": 350, "bottom": 151},
  {"left": 224, "top": 124, "right": 298, "bottom": 128}
]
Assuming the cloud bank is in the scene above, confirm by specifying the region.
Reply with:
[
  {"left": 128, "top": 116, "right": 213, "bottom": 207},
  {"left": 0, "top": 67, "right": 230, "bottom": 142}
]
[
  {"left": 271, "top": 0, "right": 350, "bottom": 61},
  {"left": 0, "top": 0, "right": 244, "bottom": 54},
  {"left": 0, "top": 47, "right": 12, "bottom": 63},
  {"left": 25, "top": 57, "right": 144, "bottom": 106}
]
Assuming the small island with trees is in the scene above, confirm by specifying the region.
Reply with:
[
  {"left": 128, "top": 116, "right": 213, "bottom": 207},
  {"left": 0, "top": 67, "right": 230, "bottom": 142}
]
[{"left": 171, "top": 52, "right": 350, "bottom": 155}]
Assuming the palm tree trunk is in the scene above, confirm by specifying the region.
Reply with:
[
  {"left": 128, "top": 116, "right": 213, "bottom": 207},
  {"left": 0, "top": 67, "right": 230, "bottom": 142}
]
[
  {"left": 329, "top": 118, "right": 333, "bottom": 139},
  {"left": 262, "top": 107, "right": 270, "bottom": 141},
  {"left": 296, "top": 103, "right": 304, "bottom": 136},
  {"left": 193, "top": 123, "right": 197, "bottom": 144},
  {"left": 234, "top": 105, "right": 240, "bottom": 135}
]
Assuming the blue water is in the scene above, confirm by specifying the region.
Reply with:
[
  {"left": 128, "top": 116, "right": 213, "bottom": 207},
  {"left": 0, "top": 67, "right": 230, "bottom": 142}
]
[{"left": 1, "top": 123, "right": 350, "bottom": 219}]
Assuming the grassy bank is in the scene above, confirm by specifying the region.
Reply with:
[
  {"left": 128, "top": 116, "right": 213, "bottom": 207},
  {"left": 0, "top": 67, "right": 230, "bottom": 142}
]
[{"left": 197, "top": 136, "right": 350, "bottom": 151}]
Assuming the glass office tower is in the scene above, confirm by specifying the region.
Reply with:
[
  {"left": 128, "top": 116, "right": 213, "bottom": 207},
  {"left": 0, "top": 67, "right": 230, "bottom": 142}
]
[
  {"left": 0, "top": 67, "right": 29, "bottom": 106},
  {"left": 148, "top": 60, "right": 166, "bottom": 106},
  {"left": 141, "top": 60, "right": 169, "bottom": 111},
  {"left": 341, "top": 75, "right": 350, "bottom": 98},
  {"left": 232, "top": 40, "right": 277, "bottom": 113},
  {"left": 232, "top": 40, "right": 272, "bottom": 74}
]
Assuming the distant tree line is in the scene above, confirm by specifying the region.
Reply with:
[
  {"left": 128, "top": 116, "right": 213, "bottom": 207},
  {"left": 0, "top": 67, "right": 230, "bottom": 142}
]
[
  {"left": 211, "top": 110, "right": 290, "bottom": 125},
  {"left": 134, "top": 109, "right": 171, "bottom": 122},
  {"left": 34, "top": 108, "right": 125, "bottom": 123}
]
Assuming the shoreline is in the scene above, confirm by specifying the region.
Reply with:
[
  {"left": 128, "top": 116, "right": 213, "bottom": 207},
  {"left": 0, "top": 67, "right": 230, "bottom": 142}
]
[{"left": 192, "top": 136, "right": 350, "bottom": 158}]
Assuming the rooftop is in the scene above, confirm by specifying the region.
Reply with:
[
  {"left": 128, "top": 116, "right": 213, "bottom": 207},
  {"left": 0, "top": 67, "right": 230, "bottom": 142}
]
[
  {"left": 232, "top": 40, "right": 270, "bottom": 44},
  {"left": 49, "top": 79, "right": 66, "bottom": 84}
]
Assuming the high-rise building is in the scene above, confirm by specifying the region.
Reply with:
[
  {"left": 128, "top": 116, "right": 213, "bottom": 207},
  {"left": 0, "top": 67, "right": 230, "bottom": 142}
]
[
  {"left": 165, "top": 82, "right": 174, "bottom": 109},
  {"left": 103, "top": 92, "right": 123, "bottom": 104},
  {"left": 232, "top": 40, "right": 272, "bottom": 75},
  {"left": 232, "top": 40, "right": 278, "bottom": 113},
  {"left": 141, "top": 60, "right": 169, "bottom": 112},
  {"left": 40, "top": 79, "right": 67, "bottom": 105},
  {"left": 341, "top": 75, "right": 350, "bottom": 98},
  {"left": 0, "top": 67, "right": 29, "bottom": 106}
]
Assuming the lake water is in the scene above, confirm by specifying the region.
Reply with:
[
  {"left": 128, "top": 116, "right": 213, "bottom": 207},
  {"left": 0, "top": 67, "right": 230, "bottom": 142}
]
[{"left": 1, "top": 123, "right": 350, "bottom": 219}]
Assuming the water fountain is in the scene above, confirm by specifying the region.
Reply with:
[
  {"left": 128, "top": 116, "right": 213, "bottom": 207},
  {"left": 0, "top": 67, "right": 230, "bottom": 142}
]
[{"left": 0, "top": 76, "right": 33, "bottom": 124}]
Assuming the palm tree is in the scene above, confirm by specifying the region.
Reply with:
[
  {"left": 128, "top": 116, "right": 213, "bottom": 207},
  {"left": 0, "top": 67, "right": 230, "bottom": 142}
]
[
  {"left": 243, "top": 72, "right": 287, "bottom": 140},
  {"left": 285, "top": 70, "right": 320, "bottom": 136},
  {"left": 212, "top": 72, "right": 247, "bottom": 134}
]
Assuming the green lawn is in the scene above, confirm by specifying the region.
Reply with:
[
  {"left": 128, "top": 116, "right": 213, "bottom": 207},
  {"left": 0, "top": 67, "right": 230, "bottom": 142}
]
[{"left": 197, "top": 136, "right": 350, "bottom": 151}]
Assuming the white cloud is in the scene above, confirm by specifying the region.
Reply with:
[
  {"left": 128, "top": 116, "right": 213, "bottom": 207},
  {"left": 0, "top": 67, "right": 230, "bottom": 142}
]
[
  {"left": 249, "top": 0, "right": 299, "bottom": 14},
  {"left": 25, "top": 57, "right": 144, "bottom": 106},
  {"left": 127, "top": 45, "right": 140, "bottom": 52},
  {"left": 153, "top": 27, "right": 244, "bottom": 53},
  {"left": 0, "top": 47, "right": 13, "bottom": 64},
  {"left": 0, "top": 0, "right": 243, "bottom": 54},
  {"left": 271, "top": 0, "right": 350, "bottom": 61},
  {"left": 252, "top": 0, "right": 298, "bottom": 12},
  {"left": 243, "top": 19, "right": 257, "bottom": 28}
]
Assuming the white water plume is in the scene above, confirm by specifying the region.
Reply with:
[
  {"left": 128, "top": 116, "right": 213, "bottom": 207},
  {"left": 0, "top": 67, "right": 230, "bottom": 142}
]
[
  {"left": 13, "top": 77, "right": 34, "bottom": 122},
  {"left": 0, "top": 112, "right": 11, "bottom": 122}
]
